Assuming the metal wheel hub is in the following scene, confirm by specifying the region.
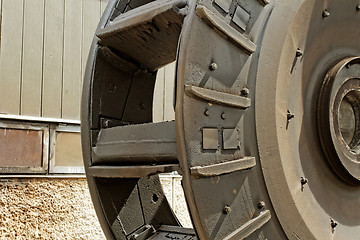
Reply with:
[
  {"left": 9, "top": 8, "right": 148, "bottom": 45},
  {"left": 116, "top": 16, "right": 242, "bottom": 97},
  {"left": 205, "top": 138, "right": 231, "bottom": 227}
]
[
  {"left": 256, "top": 0, "right": 360, "bottom": 239},
  {"left": 318, "top": 57, "right": 360, "bottom": 184}
]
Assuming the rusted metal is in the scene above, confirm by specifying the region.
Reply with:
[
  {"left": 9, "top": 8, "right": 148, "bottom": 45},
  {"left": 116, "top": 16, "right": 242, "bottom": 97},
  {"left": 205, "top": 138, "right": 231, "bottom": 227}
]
[
  {"left": 0, "top": 128, "right": 43, "bottom": 167},
  {"left": 0, "top": 121, "right": 49, "bottom": 174}
]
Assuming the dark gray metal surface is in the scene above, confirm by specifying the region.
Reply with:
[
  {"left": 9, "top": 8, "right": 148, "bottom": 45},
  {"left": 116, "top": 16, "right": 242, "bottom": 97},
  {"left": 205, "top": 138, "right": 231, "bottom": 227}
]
[
  {"left": 92, "top": 121, "right": 177, "bottom": 164},
  {"left": 97, "top": 0, "right": 187, "bottom": 71},
  {"left": 81, "top": 0, "right": 360, "bottom": 239},
  {"left": 175, "top": 1, "right": 279, "bottom": 238},
  {"left": 81, "top": 1, "right": 186, "bottom": 239}
]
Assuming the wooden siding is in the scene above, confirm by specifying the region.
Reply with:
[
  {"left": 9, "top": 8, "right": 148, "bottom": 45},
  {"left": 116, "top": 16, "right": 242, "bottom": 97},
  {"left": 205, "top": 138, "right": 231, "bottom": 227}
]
[
  {"left": 0, "top": 0, "right": 24, "bottom": 115},
  {"left": 0, "top": 0, "right": 108, "bottom": 120},
  {"left": 0, "top": 0, "right": 175, "bottom": 121},
  {"left": 153, "top": 62, "right": 176, "bottom": 122}
]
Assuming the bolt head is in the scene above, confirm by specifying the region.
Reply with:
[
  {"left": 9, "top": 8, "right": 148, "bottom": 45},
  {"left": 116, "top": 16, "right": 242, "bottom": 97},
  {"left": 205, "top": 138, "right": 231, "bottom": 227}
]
[
  {"left": 209, "top": 62, "right": 218, "bottom": 71},
  {"left": 241, "top": 87, "right": 250, "bottom": 97},
  {"left": 223, "top": 206, "right": 231, "bottom": 214},
  {"left": 330, "top": 219, "right": 338, "bottom": 230},
  {"left": 102, "top": 119, "right": 110, "bottom": 128},
  {"left": 301, "top": 177, "right": 308, "bottom": 185},
  {"left": 287, "top": 110, "right": 295, "bottom": 120},
  {"left": 221, "top": 113, "right": 226, "bottom": 120},
  {"left": 204, "top": 110, "right": 210, "bottom": 116},
  {"left": 258, "top": 201, "right": 266, "bottom": 209},
  {"left": 322, "top": 9, "right": 330, "bottom": 18},
  {"left": 357, "top": 4, "right": 360, "bottom": 11},
  {"left": 296, "top": 48, "right": 303, "bottom": 57}
]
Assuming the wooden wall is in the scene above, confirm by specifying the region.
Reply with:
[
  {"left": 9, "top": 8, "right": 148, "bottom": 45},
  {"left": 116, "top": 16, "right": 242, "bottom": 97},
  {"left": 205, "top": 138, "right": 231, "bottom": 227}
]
[
  {"left": 0, "top": 0, "right": 109, "bottom": 120},
  {"left": 153, "top": 62, "right": 176, "bottom": 122},
  {"left": 0, "top": 0, "right": 175, "bottom": 121}
]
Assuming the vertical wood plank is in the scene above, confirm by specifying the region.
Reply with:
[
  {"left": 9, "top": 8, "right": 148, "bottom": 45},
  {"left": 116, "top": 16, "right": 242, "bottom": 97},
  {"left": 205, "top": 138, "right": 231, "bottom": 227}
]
[
  {"left": 62, "top": 0, "right": 82, "bottom": 120},
  {"left": 0, "top": 0, "right": 24, "bottom": 115},
  {"left": 21, "top": 0, "right": 45, "bottom": 116},
  {"left": 164, "top": 62, "right": 176, "bottom": 121},
  {"left": 82, "top": 0, "right": 101, "bottom": 83},
  {"left": 153, "top": 68, "right": 165, "bottom": 123},
  {"left": 42, "top": 0, "right": 65, "bottom": 118}
]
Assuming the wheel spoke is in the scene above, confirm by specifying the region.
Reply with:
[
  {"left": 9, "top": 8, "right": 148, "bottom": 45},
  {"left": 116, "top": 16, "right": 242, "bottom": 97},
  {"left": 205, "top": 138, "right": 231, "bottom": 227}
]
[
  {"left": 88, "top": 164, "right": 179, "bottom": 178},
  {"left": 92, "top": 121, "right": 178, "bottom": 165}
]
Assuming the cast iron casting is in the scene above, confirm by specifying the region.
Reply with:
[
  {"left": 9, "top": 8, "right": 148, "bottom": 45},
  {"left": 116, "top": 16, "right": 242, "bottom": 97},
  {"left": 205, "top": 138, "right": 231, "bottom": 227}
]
[{"left": 81, "top": 0, "right": 360, "bottom": 239}]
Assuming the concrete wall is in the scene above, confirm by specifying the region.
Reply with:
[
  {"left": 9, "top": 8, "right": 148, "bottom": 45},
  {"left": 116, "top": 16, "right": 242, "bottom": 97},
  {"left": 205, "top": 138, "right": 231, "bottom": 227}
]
[{"left": 0, "top": 177, "right": 191, "bottom": 239}]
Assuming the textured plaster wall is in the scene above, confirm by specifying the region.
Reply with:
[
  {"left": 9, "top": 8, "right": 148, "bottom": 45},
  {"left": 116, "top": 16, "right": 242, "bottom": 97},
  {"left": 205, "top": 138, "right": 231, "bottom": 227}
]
[
  {"left": 0, "top": 176, "right": 191, "bottom": 240},
  {"left": 159, "top": 176, "right": 192, "bottom": 228}
]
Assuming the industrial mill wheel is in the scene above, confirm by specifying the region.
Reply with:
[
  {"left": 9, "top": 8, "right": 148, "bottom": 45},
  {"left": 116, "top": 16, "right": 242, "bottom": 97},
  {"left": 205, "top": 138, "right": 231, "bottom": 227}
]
[{"left": 81, "top": 0, "right": 360, "bottom": 239}]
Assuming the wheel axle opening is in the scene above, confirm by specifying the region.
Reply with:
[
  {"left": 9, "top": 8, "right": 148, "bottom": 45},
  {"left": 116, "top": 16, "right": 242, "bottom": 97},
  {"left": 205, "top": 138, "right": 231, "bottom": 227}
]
[{"left": 339, "top": 89, "right": 360, "bottom": 153}]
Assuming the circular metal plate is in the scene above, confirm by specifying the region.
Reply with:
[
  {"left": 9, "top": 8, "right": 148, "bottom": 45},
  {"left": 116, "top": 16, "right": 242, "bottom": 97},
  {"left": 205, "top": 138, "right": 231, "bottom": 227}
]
[{"left": 256, "top": 0, "right": 360, "bottom": 239}]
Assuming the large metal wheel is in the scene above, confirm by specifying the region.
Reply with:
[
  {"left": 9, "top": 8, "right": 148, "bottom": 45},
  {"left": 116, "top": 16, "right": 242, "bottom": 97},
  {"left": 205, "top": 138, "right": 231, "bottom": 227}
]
[{"left": 81, "top": 0, "right": 360, "bottom": 239}]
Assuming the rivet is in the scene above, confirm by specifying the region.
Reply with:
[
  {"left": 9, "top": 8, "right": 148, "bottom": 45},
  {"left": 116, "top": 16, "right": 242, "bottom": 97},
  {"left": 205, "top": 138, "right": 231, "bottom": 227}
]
[
  {"left": 223, "top": 206, "right": 231, "bottom": 214},
  {"left": 301, "top": 177, "right": 308, "bottom": 191},
  {"left": 204, "top": 109, "right": 210, "bottom": 116},
  {"left": 322, "top": 9, "right": 330, "bottom": 18},
  {"left": 330, "top": 219, "right": 338, "bottom": 233},
  {"left": 287, "top": 110, "right": 295, "bottom": 120},
  {"left": 221, "top": 113, "right": 226, "bottom": 120},
  {"left": 241, "top": 87, "right": 250, "bottom": 97},
  {"left": 296, "top": 48, "right": 303, "bottom": 57},
  {"left": 357, "top": 4, "right": 360, "bottom": 11},
  {"left": 286, "top": 110, "right": 295, "bottom": 129},
  {"left": 258, "top": 201, "right": 266, "bottom": 209},
  {"left": 102, "top": 119, "right": 110, "bottom": 128},
  {"left": 209, "top": 62, "right": 218, "bottom": 71},
  {"left": 301, "top": 177, "right": 308, "bottom": 185}
]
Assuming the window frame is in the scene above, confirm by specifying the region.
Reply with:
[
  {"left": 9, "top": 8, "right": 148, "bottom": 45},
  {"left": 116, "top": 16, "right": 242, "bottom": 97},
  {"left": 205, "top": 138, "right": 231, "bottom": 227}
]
[
  {"left": 49, "top": 124, "right": 85, "bottom": 174},
  {"left": 0, "top": 120, "right": 49, "bottom": 174}
]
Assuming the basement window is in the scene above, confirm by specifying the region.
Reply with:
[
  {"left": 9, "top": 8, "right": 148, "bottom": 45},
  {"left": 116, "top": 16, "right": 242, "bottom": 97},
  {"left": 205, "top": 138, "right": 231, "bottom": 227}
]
[
  {"left": 0, "top": 121, "right": 49, "bottom": 174},
  {"left": 49, "top": 124, "right": 84, "bottom": 174}
]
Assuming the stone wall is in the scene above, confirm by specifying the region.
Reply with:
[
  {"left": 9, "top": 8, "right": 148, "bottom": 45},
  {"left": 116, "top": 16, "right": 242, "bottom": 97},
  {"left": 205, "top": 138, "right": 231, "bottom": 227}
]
[{"left": 0, "top": 176, "right": 191, "bottom": 239}]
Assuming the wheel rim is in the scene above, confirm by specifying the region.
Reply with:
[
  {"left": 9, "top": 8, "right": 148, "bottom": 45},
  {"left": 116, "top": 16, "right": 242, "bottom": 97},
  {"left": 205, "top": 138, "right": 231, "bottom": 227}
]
[
  {"left": 81, "top": 0, "right": 189, "bottom": 239},
  {"left": 176, "top": 0, "right": 279, "bottom": 239},
  {"left": 256, "top": 0, "right": 360, "bottom": 239}
]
